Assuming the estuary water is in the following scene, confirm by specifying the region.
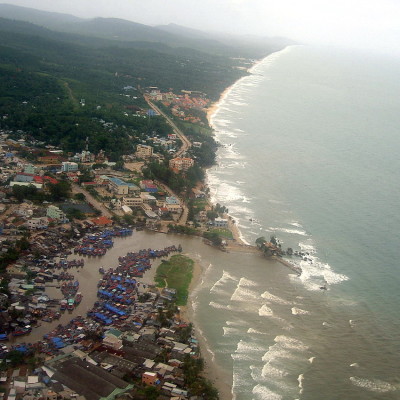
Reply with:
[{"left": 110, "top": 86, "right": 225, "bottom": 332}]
[{"left": 196, "top": 45, "right": 400, "bottom": 399}]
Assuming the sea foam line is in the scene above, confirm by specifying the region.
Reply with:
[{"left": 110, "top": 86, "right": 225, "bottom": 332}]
[{"left": 349, "top": 377, "right": 397, "bottom": 393}]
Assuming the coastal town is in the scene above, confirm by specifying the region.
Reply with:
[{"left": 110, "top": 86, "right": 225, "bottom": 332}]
[{"left": 0, "top": 84, "right": 253, "bottom": 400}]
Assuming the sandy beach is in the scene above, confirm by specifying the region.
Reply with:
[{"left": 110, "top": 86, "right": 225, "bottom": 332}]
[
  {"left": 206, "top": 85, "right": 236, "bottom": 126},
  {"left": 180, "top": 259, "right": 233, "bottom": 400},
  {"left": 206, "top": 58, "right": 262, "bottom": 126}
]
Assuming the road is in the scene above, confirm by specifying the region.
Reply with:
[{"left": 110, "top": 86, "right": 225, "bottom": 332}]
[
  {"left": 144, "top": 95, "right": 191, "bottom": 157},
  {"left": 154, "top": 179, "right": 189, "bottom": 225}
]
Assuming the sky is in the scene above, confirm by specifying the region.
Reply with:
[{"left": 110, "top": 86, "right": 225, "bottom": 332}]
[{"left": 2, "top": 0, "right": 400, "bottom": 53}]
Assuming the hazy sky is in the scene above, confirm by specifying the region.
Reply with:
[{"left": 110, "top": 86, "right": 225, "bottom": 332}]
[{"left": 3, "top": 0, "right": 400, "bottom": 53}]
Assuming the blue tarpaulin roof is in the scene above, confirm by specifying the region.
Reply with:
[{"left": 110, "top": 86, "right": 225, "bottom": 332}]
[
  {"left": 104, "top": 303, "right": 126, "bottom": 316},
  {"left": 98, "top": 290, "right": 113, "bottom": 298},
  {"left": 94, "top": 313, "right": 113, "bottom": 325}
]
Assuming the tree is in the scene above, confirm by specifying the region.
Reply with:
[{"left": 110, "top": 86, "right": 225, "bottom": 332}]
[
  {"left": 256, "top": 236, "right": 266, "bottom": 248},
  {"left": 66, "top": 208, "right": 85, "bottom": 220},
  {"left": 74, "top": 193, "right": 86, "bottom": 201},
  {"left": 206, "top": 210, "right": 218, "bottom": 221},
  {"left": 48, "top": 181, "right": 71, "bottom": 201},
  {"left": 143, "top": 386, "right": 159, "bottom": 400},
  {"left": 113, "top": 159, "right": 125, "bottom": 171},
  {"left": 203, "top": 231, "right": 222, "bottom": 246}
]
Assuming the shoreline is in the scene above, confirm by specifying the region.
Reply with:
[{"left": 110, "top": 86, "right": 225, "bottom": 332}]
[
  {"left": 180, "top": 259, "right": 233, "bottom": 400},
  {"left": 206, "top": 56, "right": 266, "bottom": 128}
]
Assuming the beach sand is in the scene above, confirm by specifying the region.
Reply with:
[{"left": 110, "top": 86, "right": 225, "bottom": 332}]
[
  {"left": 206, "top": 58, "right": 262, "bottom": 126},
  {"left": 180, "top": 259, "right": 233, "bottom": 400},
  {"left": 206, "top": 85, "right": 235, "bottom": 125}
]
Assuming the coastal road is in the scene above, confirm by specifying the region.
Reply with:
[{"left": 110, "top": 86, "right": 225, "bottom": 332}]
[{"left": 144, "top": 95, "right": 191, "bottom": 157}]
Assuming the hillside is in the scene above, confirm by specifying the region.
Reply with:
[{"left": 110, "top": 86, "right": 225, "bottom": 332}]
[
  {"left": 0, "top": 3, "right": 292, "bottom": 58},
  {"left": 0, "top": 18, "right": 247, "bottom": 158},
  {"left": 0, "top": 5, "right": 290, "bottom": 160}
]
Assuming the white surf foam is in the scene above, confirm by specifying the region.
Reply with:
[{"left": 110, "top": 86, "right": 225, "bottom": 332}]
[
  {"left": 258, "top": 304, "right": 274, "bottom": 316},
  {"left": 349, "top": 319, "right": 357, "bottom": 328},
  {"left": 350, "top": 363, "right": 359, "bottom": 367},
  {"left": 293, "top": 255, "right": 349, "bottom": 291},
  {"left": 223, "top": 326, "right": 241, "bottom": 336},
  {"left": 248, "top": 328, "right": 268, "bottom": 335},
  {"left": 226, "top": 320, "right": 248, "bottom": 327},
  {"left": 291, "top": 307, "right": 311, "bottom": 316},
  {"left": 231, "top": 278, "right": 261, "bottom": 301},
  {"left": 298, "top": 374, "right": 304, "bottom": 394},
  {"left": 269, "top": 227, "right": 308, "bottom": 236},
  {"left": 232, "top": 339, "right": 268, "bottom": 362},
  {"left": 210, "top": 270, "right": 238, "bottom": 293},
  {"left": 290, "top": 221, "right": 303, "bottom": 228},
  {"left": 274, "top": 335, "right": 308, "bottom": 352},
  {"left": 261, "top": 290, "right": 292, "bottom": 305},
  {"left": 209, "top": 301, "right": 232, "bottom": 310},
  {"left": 252, "top": 384, "right": 283, "bottom": 400},
  {"left": 261, "top": 364, "right": 288, "bottom": 379},
  {"left": 349, "top": 377, "right": 397, "bottom": 393}
]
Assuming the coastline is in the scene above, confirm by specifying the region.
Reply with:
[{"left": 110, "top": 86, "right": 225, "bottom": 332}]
[
  {"left": 180, "top": 260, "right": 233, "bottom": 400},
  {"left": 206, "top": 56, "right": 267, "bottom": 127}
]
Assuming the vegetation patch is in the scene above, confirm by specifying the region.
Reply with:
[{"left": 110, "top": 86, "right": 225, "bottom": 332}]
[
  {"left": 210, "top": 227, "right": 233, "bottom": 240},
  {"left": 155, "top": 254, "right": 194, "bottom": 305}
]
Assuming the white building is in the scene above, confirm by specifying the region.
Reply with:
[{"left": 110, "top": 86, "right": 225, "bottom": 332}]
[
  {"left": 46, "top": 205, "right": 67, "bottom": 222},
  {"left": 61, "top": 162, "right": 79, "bottom": 172},
  {"left": 26, "top": 217, "right": 48, "bottom": 230},
  {"left": 121, "top": 205, "right": 133, "bottom": 214},
  {"left": 169, "top": 157, "right": 194, "bottom": 171},
  {"left": 107, "top": 177, "right": 140, "bottom": 195},
  {"left": 123, "top": 197, "right": 143, "bottom": 208},
  {"left": 135, "top": 144, "right": 153, "bottom": 159},
  {"left": 212, "top": 217, "right": 228, "bottom": 228},
  {"left": 110, "top": 198, "right": 122, "bottom": 210},
  {"left": 164, "top": 196, "right": 182, "bottom": 213}
]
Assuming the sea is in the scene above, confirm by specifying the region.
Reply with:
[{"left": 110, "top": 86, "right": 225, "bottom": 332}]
[{"left": 191, "top": 45, "right": 400, "bottom": 399}]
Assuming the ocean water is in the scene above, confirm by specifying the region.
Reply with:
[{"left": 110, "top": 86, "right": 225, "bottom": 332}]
[{"left": 193, "top": 45, "right": 400, "bottom": 399}]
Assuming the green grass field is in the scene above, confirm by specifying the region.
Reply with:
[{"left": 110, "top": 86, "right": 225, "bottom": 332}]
[
  {"left": 210, "top": 228, "right": 234, "bottom": 240},
  {"left": 155, "top": 254, "right": 194, "bottom": 305}
]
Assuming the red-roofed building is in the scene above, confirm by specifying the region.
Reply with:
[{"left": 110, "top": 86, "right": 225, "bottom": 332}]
[
  {"left": 82, "top": 182, "right": 98, "bottom": 187},
  {"left": 91, "top": 216, "right": 113, "bottom": 226},
  {"left": 33, "top": 176, "right": 58, "bottom": 185},
  {"left": 44, "top": 176, "right": 58, "bottom": 185}
]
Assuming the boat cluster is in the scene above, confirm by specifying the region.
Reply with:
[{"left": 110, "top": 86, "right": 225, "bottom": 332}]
[
  {"left": 74, "top": 229, "right": 133, "bottom": 256},
  {"left": 88, "top": 245, "right": 180, "bottom": 327}
]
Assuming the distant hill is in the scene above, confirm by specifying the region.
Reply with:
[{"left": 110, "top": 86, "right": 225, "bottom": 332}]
[
  {"left": 0, "top": 3, "right": 83, "bottom": 28},
  {"left": 0, "top": 3, "right": 293, "bottom": 58},
  {"left": 0, "top": 4, "right": 293, "bottom": 159}
]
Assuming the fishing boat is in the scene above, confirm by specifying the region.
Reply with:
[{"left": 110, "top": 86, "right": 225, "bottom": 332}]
[
  {"left": 67, "top": 298, "right": 75, "bottom": 311},
  {"left": 75, "top": 292, "right": 82, "bottom": 304},
  {"left": 12, "top": 326, "right": 31, "bottom": 336}
]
